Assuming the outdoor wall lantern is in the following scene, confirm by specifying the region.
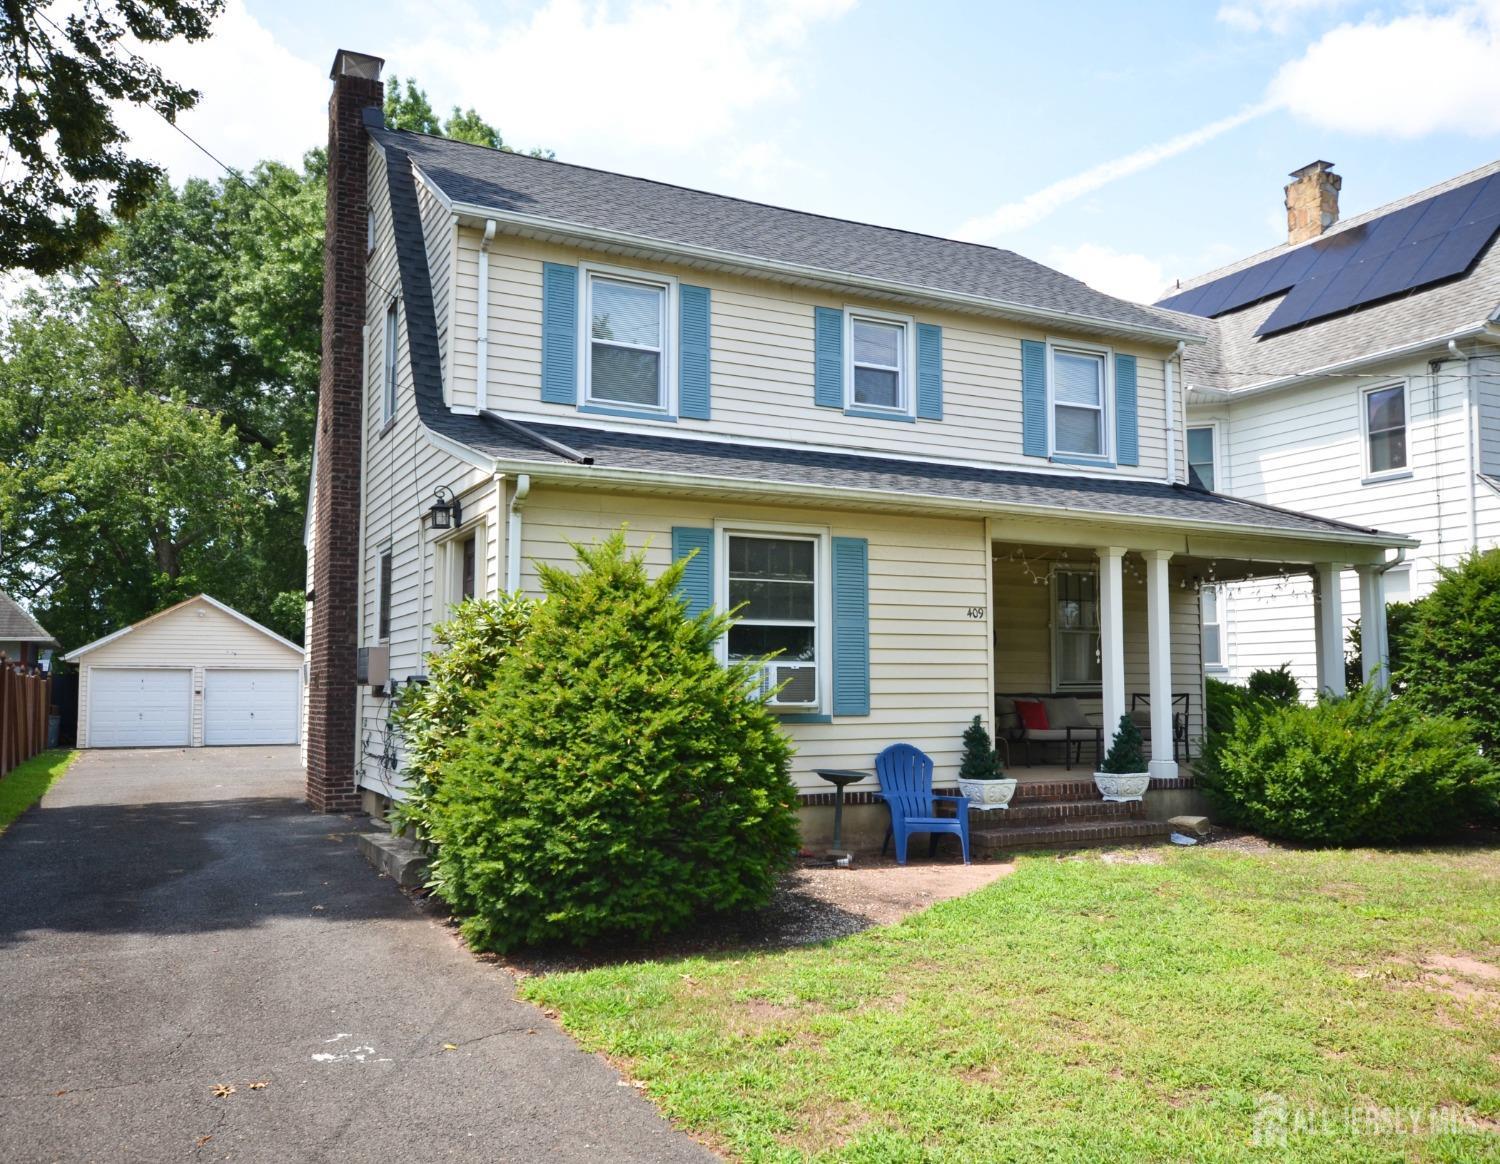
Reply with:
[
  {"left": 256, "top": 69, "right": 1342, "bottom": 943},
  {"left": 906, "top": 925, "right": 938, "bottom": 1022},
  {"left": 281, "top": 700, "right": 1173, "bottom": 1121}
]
[{"left": 428, "top": 486, "right": 462, "bottom": 530}]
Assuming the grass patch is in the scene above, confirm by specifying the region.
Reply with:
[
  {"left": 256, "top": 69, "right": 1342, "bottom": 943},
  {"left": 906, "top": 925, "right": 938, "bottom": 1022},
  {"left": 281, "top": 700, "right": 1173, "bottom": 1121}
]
[
  {"left": 522, "top": 845, "right": 1500, "bottom": 1162},
  {"left": 0, "top": 749, "right": 76, "bottom": 834}
]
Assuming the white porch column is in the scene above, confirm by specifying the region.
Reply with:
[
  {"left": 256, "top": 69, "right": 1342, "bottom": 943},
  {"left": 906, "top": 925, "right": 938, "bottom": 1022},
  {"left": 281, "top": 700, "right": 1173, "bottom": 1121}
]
[
  {"left": 1097, "top": 547, "right": 1127, "bottom": 742},
  {"left": 1355, "top": 564, "right": 1388, "bottom": 688},
  {"left": 1314, "top": 562, "right": 1347, "bottom": 697},
  {"left": 1145, "top": 550, "right": 1177, "bottom": 779}
]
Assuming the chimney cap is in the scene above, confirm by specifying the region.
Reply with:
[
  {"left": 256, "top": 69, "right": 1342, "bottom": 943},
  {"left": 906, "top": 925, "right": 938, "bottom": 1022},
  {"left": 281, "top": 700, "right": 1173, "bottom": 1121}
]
[
  {"left": 330, "top": 49, "right": 384, "bottom": 82},
  {"left": 1289, "top": 160, "right": 1337, "bottom": 180}
]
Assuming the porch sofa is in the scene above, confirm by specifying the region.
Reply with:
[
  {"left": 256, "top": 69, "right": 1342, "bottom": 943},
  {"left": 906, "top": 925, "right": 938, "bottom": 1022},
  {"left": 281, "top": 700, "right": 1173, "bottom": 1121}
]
[{"left": 995, "top": 694, "right": 1103, "bottom": 770}]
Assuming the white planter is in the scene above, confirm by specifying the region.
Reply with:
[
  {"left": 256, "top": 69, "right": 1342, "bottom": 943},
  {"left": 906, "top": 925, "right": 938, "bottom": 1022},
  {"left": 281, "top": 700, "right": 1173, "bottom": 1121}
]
[
  {"left": 1094, "top": 772, "right": 1150, "bottom": 803},
  {"left": 958, "top": 777, "right": 1018, "bottom": 808}
]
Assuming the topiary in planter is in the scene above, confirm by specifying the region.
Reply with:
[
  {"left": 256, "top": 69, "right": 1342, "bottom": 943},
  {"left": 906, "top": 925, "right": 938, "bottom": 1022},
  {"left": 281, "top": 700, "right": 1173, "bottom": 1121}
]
[
  {"left": 424, "top": 530, "right": 800, "bottom": 952},
  {"left": 1099, "top": 714, "right": 1147, "bottom": 774},
  {"left": 959, "top": 716, "right": 1003, "bottom": 781}
]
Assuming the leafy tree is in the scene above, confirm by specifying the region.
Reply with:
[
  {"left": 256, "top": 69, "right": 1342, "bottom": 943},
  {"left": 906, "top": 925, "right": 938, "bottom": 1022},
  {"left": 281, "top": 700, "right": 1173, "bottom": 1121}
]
[
  {"left": 384, "top": 73, "right": 553, "bottom": 158},
  {"left": 0, "top": 0, "right": 223, "bottom": 274},
  {"left": 425, "top": 532, "right": 800, "bottom": 952},
  {"left": 0, "top": 154, "right": 324, "bottom": 648}
]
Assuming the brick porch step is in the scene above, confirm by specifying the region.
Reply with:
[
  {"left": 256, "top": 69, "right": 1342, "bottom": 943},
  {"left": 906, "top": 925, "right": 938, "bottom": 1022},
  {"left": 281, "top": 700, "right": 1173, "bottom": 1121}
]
[
  {"left": 1009, "top": 778, "right": 1103, "bottom": 802},
  {"left": 979, "top": 798, "right": 1144, "bottom": 827},
  {"left": 972, "top": 816, "right": 1172, "bottom": 855}
]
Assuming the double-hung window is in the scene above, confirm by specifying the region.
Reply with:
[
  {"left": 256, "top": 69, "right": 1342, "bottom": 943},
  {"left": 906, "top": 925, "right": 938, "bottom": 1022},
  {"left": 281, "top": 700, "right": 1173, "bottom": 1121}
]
[
  {"left": 1364, "top": 383, "right": 1407, "bottom": 477},
  {"left": 1051, "top": 346, "right": 1107, "bottom": 458},
  {"left": 848, "top": 313, "right": 909, "bottom": 414},
  {"left": 725, "top": 533, "right": 820, "bottom": 707},
  {"left": 1187, "top": 425, "right": 1217, "bottom": 491},
  {"left": 377, "top": 550, "right": 393, "bottom": 641},
  {"left": 382, "top": 301, "right": 399, "bottom": 426},
  {"left": 1201, "top": 586, "right": 1226, "bottom": 670},
  {"left": 1052, "top": 568, "right": 1102, "bottom": 689},
  {"left": 585, "top": 270, "right": 670, "bottom": 413}
]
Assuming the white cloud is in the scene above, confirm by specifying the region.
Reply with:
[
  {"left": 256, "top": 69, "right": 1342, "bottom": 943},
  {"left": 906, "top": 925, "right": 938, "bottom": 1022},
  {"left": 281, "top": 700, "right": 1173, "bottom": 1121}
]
[
  {"left": 113, "top": 0, "right": 326, "bottom": 179},
  {"left": 954, "top": 101, "right": 1275, "bottom": 242},
  {"left": 1217, "top": 0, "right": 1348, "bottom": 35},
  {"left": 1269, "top": 3, "right": 1500, "bottom": 136},
  {"left": 1046, "top": 244, "right": 1170, "bottom": 304},
  {"left": 391, "top": 0, "right": 857, "bottom": 153}
]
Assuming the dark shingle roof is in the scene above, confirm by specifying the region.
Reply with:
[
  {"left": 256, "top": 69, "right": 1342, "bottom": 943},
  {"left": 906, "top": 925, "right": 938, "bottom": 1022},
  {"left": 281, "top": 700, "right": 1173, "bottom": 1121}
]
[
  {"left": 0, "top": 590, "right": 57, "bottom": 648},
  {"left": 376, "top": 134, "right": 1407, "bottom": 548},
  {"left": 371, "top": 126, "right": 1204, "bottom": 343}
]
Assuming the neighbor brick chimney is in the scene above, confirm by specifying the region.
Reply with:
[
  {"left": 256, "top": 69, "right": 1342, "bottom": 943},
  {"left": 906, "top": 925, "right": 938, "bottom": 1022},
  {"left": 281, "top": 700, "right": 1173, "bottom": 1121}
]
[
  {"left": 306, "top": 49, "right": 383, "bottom": 814},
  {"left": 1285, "top": 160, "right": 1341, "bottom": 244}
]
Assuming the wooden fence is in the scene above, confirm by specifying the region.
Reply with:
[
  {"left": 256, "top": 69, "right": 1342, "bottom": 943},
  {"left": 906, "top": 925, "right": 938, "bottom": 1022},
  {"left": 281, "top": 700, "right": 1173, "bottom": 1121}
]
[{"left": 0, "top": 656, "right": 51, "bottom": 778}]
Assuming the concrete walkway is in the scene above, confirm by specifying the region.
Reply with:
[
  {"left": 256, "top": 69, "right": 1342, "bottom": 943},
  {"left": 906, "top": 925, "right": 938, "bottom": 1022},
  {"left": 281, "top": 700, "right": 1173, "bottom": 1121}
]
[{"left": 0, "top": 748, "right": 713, "bottom": 1163}]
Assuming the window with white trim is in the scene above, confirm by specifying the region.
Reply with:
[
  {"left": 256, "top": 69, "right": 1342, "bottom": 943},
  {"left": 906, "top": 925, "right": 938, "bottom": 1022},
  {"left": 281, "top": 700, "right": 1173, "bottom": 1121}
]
[
  {"left": 436, "top": 525, "right": 483, "bottom": 613},
  {"left": 382, "top": 301, "right": 399, "bottom": 426},
  {"left": 1187, "top": 425, "right": 1217, "bottom": 491},
  {"left": 585, "top": 270, "right": 669, "bottom": 412},
  {"left": 1384, "top": 565, "right": 1412, "bottom": 605},
  {"left": 1201, "top": 586, "right": 1226, "bottom": 670},
  {"left": 377, "top": 550, "right": 393, "bottom": 641},
  {"left": 1052, "top": 568, "right": 1101, "bottom": 688},
  {"left": 725, "top": 533, "right": 820, "bottom": 708},
  {"left": 848, "top": 313, "right": 908, "bottom": 413},
  {"left": 1363, "top": 383, "right": 1407, "bottom": 476},
  {"left": 1051, "top": 346, "right": 1107, "bottom": 457}
]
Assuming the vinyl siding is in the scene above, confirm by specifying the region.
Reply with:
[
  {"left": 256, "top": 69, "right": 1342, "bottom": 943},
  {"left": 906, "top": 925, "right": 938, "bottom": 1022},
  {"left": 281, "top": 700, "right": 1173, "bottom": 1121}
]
[
  {"left": 77, "top": 600, "right": 301, "bottom": 748},
  {"left": 450, "top": 231, "right": 1177, "bottom": 479}
]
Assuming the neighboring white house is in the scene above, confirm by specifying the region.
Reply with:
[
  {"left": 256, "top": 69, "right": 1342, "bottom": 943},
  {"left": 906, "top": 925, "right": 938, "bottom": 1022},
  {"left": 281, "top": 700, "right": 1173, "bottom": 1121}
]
[
  {"left": 65, "top": 595, "right": 303, "bottom": 749},
  {"left": 303, "top": 52, "right": 1416, "bottom": 836},
  {"left": 1163, "top": 159, "right": 1500, "bottom": 695}
]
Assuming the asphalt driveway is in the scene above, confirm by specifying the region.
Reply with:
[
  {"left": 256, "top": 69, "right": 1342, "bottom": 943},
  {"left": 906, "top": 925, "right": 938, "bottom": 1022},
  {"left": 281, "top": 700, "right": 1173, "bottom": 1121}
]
[{"left": 0, "top": 748, "right": 713, "bottom": 1163}]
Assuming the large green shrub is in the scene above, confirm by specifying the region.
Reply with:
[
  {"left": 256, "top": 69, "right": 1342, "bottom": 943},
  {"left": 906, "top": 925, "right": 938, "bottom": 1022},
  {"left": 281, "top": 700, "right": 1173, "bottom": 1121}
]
[
  {"left": 389, "top": 593, "right": 536, "bottom": 840},
  {"left": 425, "top": 531, "right": 801, "bottom": 951},
  {"left": 1204, "top": 675, "right": 1249, "bottom": 737},
  {"left": 1346, "top": 599, "right": 1418, "bottom": 693},
  {"left": 1196, "top": 685, "right": 1498, "bottom": 844},
  {"left": 1246, "top": 663, "right": 1299, "bottom": 706},
  {"left": 1397, "top": 549, "right": 1500, "bottom": 755}
]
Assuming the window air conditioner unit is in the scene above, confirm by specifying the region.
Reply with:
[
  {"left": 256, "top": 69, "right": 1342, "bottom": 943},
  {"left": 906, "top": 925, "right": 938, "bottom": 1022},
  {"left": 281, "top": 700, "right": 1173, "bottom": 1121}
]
[
  {"left": 762, "top": 661, "right": 818, "bottom": 707},
  {"left": 356, "top": 644, "right": 389, "bottom": 689}
]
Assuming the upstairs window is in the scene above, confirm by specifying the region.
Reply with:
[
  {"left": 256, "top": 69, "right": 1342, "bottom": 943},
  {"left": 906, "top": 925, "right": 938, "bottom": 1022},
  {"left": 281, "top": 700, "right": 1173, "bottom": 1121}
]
[
  {"left": 1052, "top": 347, "right": 1107, "bottom": 457},
  {"left": 848, "top": 314, "right": 908, "bottom": 413},
  {"left": 1187, "top": 425, "right": 1217, "bottom": 491},
  {"left": 1053, "top": 568, "right": 1101, "bottom": 689},
  {"left": 382, "top": 301, "right": 399, "bottom": 426},
  {"left": 726, "top": 534, "right": 819, "bottom": 708},
  {"left": 1364, "top": 383, "right": 1407, "bottom": 476},
  {"left": 586, "top": 271, "right": 669, "bottom": 412}
]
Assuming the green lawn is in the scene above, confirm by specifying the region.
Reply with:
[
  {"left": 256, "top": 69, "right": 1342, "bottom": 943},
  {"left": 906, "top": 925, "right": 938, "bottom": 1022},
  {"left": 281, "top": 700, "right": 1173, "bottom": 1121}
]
[
  {"left": 522, "top": 846, "right": 1500, "bottom": 1162},
  {"left": 0, "top": 749, "right": 76, "bottom": 834}
]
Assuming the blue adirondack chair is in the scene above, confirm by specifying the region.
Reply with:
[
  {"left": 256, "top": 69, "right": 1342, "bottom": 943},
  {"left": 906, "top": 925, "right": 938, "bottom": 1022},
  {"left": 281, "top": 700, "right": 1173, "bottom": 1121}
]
[{"left": 875, "top": 743, "right": 971, "bottom": 865}]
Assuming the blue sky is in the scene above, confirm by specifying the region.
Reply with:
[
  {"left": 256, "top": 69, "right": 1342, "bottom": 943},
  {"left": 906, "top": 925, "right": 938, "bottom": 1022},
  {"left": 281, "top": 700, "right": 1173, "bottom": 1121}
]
[{"left": 117, "top": 0, "right": 1500, "bottom": 303}]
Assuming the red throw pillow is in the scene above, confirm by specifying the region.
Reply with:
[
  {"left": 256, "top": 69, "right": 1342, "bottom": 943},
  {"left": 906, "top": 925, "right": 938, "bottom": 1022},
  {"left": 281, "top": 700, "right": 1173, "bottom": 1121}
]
[{"left": 1015, "top": 699, "right": 1049, "bottom": 730}]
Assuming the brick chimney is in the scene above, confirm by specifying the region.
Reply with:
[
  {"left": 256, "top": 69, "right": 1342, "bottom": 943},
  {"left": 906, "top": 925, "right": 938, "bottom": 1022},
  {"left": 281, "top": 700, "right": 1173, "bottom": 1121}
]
[
  {"left": 306, "top": 49, "right": 383, "bottom": 813},
  {"left": 1285, "top": 160, "right": 1340, "bottom": 244}
]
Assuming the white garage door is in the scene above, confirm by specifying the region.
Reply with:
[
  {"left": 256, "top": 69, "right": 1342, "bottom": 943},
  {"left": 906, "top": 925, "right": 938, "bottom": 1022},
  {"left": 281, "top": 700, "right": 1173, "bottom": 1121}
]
[
  {"left": 89, "top": 668, "right": 192, "bottom": 748},
  {"left": 204, "top": 669, "right": 300, "bottom": 746}
]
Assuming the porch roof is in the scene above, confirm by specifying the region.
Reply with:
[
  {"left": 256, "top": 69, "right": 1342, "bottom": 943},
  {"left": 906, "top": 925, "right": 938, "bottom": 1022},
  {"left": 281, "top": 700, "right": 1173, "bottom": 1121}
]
[{"left": 436, "top": 410, "right": 1415, "bottom": 548}]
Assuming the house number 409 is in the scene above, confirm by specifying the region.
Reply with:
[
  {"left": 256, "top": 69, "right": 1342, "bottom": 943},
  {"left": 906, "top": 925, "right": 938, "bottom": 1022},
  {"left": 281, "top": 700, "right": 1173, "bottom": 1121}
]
[{"left": 966, "top": 607, "right": 986, "bottom": 620}]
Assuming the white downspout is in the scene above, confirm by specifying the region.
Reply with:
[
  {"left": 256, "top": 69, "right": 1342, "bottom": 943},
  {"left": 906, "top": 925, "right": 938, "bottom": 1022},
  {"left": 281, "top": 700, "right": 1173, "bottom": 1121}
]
[
  {"left": 1164, "top": 341, "right": 1185, "bottom": 484},
  {"left": 477, "top": 219, "right": 496, "bottom": 412},
  {"left": 505, "top": 473, "right": 531, "bottom": 592},
  {"left": 1449, "top": 340, "right": 1477, "bottom": 551}
]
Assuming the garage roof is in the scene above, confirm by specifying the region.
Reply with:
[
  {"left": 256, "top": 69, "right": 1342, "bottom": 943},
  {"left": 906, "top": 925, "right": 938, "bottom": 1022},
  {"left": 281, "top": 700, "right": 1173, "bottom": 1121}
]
[{"left": 64, "top": 595, "right": 301, "bottom": 663}]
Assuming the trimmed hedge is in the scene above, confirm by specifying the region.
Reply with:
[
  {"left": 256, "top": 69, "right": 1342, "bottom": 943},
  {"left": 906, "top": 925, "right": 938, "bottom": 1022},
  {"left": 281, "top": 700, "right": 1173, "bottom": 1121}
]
[{"left": 424, "top": 531, "right": 800, "bottom": 952}]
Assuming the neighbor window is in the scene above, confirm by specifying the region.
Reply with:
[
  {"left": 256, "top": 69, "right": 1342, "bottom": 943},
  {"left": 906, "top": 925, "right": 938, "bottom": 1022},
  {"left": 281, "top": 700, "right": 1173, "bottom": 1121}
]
[
  {"left": 1384, "top": 565, "right": 1412, "bottom": 605},
  {"left": 848, "top": 314, "right": 908, "bottom": 412},
  {"left": 1364, "top": 383, "right": 1407, "bottom": 476},
  {"left": 382, "top": 301, "right": 399, "bottom": 425},
  {"left": 1201, "top": 586, "right": 1225, "bottom": 670},
  {"left": 1187, "top": 425, "right": 1217, "bottom": 491},
  {"left": 725, "top": 533, "right": 819, "bottom": 706},
  {"left": 1052, "top": 347, "right": 1107, "bottom": 457},
  {"left": 586, "top": 271, "right": 668, "bottom": 411},
  {"left": 377, "top": 550, "right": 393, "bottom": 641},
  {"left": 1053, "top": 568, "right": 1102, "bottom": 688}
]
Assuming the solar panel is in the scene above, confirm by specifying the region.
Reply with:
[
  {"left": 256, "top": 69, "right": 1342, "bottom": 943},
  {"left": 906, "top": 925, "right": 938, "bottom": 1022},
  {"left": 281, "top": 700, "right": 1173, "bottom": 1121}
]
[{"left": 1157, "top": 169, "right": 1500, "bottom": 335}]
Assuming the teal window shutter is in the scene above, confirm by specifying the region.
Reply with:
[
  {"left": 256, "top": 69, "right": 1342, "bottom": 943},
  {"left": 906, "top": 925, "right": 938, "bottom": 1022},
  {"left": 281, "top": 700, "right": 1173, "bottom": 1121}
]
[
  {"left": 831, "top": 536, "right": 870, "bottom": 716},
  {"left": 1021, "top": 339, "right": 1048, "bottom": 457},
  {"left": 671, "top": 527, "right": 713, "bottom": 618},
  {"left": 814, "top": 306, "right": 844, "bottom": 408},
  {"left": 1115, "top": 353, "right": 1139, "bottom": 466},
  {"left": 916, "top": 323, "right": 943, "bottom": 420},
  {"left": 679, "top": 284, "right": 711, "bottom": 420},
  {"left": 541, "top": 262, "right": 578, "bottom": 405}
]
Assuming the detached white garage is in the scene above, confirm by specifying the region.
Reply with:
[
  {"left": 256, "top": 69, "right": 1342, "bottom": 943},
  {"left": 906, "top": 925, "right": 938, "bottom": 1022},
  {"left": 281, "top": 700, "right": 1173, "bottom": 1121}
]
[{"left": 65, "top": 595, "right": 303, "bottom": 749}]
